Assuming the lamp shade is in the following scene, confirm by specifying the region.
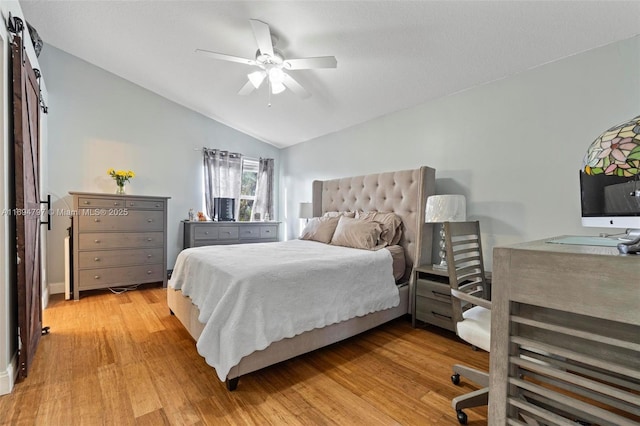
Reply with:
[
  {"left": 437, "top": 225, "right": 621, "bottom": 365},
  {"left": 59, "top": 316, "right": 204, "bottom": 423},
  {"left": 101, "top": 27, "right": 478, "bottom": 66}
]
[
  {"left": 298, "top": 202, "right": 313, "bottom": 219},
  {"left": 583, "top": 115, "right": 640, "bottom": 177},
  {"left": 425, "top": 195, "right": 466, "bottom": 223}
]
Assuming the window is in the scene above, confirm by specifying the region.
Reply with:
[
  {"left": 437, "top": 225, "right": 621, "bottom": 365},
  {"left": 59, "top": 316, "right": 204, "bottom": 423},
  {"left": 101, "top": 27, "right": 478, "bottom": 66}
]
[{"left": 239, "top": 158, "right": 258, "bottom": 221}]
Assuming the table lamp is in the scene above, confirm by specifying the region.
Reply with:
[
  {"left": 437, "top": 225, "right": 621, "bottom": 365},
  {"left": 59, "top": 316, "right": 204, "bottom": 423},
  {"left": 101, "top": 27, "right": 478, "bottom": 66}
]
[
  {"left": 298, "top": 202, "right": 313, "bottom": 223},
  {"left": 425, "top": 195, "right": 466, "bottom": 269}
]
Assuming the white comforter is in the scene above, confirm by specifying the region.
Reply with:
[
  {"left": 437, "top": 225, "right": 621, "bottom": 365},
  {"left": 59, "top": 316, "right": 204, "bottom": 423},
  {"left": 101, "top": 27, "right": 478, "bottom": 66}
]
[{"left": 169, "top": 239, "right": 399, "bottom": 381}]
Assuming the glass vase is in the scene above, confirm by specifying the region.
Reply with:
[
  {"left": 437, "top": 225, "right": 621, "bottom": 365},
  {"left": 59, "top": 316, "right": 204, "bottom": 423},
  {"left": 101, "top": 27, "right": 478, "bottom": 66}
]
[{"left": 116, "top": 183, "right": 125, "bottom": 195}]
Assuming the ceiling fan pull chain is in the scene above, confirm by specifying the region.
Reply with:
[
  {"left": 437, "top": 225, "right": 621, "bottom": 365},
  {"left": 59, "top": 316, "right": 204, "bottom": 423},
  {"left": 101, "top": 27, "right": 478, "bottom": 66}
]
[{"left": 267, "top": 78, "right": 272, "bottom": 107}]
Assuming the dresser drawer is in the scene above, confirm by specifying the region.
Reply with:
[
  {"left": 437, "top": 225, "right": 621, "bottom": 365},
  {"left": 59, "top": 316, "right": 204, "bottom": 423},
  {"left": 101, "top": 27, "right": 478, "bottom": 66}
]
[
  {"left": 239, "top": 226, "right": 261, "bottom": 240},
  {"left": 78, "top": 210, "right": 164, "bottom": 232},
  {"left": 78, "top": 248, "right": 163, "bottom": 269},
  {"left": 194, "top": 226, "right": 219, "bottom": 240},
  {"left": 78, "top": 264, "right": 164, "bottom": 290},
  {"left": 217, "top": 226, "right": 239, "bottom": 240},
  {"left": 260, "top": 225, "right": 277, "bottom": 239},
  {"left": 126, "top": 199, "right": 164, "bottom": 210},
  {"left": 415, "top": 278, "right": 451, "bottom": 303},
  {"left": 78, "top": 197, "right": 126, "bottom": 208},
  {"left": 78, "top": 232, "right": 164, "bottom": 250}
]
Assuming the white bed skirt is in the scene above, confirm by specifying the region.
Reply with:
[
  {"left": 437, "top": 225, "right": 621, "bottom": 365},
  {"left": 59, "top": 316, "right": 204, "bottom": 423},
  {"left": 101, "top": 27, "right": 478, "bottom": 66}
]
[{"left": 167, "top": 283, "right": 410, "bottom": 381}]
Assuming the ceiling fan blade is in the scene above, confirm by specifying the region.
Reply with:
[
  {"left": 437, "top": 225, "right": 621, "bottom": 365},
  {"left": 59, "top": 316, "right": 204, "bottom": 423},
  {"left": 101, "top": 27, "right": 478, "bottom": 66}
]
[
  {"left": 284, "top": 56, "right": 337, "bottom": 70},
  {"left": 238, "top": 80, "right": 256, "bottom": 96},
  {"left": 282, "top": 73, "right": 311, "bottom": 99},
  {"left": 195, "top": 49, "right": 257, "bottom": 66},
  {"left": 249, "top": 19, "right": 274, "bottom": 57}
]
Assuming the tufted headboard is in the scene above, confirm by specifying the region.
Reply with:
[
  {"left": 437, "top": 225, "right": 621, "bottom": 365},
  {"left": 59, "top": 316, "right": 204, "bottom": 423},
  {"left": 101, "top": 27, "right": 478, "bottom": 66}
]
[{"left": 311, "top": 166, "right": 436, "bottom": 281}]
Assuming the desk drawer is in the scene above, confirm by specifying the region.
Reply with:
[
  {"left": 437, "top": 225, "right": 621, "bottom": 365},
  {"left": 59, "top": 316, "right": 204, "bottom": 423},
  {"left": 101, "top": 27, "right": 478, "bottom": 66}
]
[
  {"left": 416, "top": 278, "right": 451, "bottom": 303},
  {"left": 78, "top": 248, "right": 163, "bottom": 269},
  {"left": 78, "top": 264, "right": 164, "bottom": 290},
  {"left": 78, "top": 232, "right": 164, "bottom": 250}
]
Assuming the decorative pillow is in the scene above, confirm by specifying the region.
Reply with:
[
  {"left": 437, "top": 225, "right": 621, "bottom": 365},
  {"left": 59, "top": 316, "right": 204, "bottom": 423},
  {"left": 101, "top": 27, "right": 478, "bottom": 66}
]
[
  {"left": 330, "top": 216, "right": 382, "bottom": 250},
  {"left": 323, "top": 211, "right": 356, "bottom": 218},
  {"left": 355, "top": 211, "right": 403, "bottom": 246},
  {"left": 300, "top": 216, "right": 340, "bottom": 244}
]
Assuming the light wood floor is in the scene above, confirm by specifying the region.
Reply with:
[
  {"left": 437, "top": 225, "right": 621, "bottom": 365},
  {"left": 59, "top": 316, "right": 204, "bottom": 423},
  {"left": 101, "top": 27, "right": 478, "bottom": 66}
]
[{"left": 0, "top": 286, "right": 489, "bottom": 425}]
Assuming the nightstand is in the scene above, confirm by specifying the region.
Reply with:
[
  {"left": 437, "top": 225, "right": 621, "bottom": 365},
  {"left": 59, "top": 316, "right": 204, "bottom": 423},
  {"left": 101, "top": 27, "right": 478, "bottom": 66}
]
[
  {"left": 412, "top": 264, "right": 456, "bottom": 331},
  {"left": 412, "top": 264, "right": 492, "bottom": 331}
]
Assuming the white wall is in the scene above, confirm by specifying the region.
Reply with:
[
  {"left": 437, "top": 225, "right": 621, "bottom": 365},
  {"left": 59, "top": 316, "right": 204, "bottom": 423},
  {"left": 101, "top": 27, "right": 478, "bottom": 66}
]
[
  {"left": 37, "top": 45, "right": 280, "bottom": 291},
  {"left": 280, "top": 36, "right": 640, "bottom": 269}
]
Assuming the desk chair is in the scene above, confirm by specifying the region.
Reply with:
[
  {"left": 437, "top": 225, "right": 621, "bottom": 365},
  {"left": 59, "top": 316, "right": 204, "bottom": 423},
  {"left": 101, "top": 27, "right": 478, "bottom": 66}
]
[{"left": 443, "top": 221, "right": 491, "bottom": 425}]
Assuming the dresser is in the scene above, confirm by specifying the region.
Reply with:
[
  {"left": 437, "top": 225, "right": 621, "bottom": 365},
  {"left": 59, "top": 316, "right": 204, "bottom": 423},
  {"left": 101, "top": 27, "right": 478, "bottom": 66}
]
[
  {"left": 183, "top": 220, "right": 279, "bottom": 249},
  {"left": 70, "top": 192, "right": 170, "bottom": 300},
  {"left": 489, "top": 237, "right": 640, "bottom": 425}
]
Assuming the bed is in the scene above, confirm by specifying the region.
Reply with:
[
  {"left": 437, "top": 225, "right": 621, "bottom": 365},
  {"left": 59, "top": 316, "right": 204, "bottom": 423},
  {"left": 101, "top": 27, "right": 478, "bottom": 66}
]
[{"left": 167, "top": 166, "right": 436, "bottom": 389}]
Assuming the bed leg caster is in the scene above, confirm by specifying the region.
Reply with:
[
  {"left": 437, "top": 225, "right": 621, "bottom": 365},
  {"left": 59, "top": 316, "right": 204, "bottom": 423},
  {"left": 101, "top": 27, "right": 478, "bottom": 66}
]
[{"left": 226, "top": 377, "right": 239, "bottom": 391}]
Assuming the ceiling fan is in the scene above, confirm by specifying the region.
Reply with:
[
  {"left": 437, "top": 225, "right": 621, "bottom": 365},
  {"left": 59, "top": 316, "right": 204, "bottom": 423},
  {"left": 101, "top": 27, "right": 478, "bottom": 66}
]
[{"left": 196, "top": 19, "right": 337, "bottom": 102}]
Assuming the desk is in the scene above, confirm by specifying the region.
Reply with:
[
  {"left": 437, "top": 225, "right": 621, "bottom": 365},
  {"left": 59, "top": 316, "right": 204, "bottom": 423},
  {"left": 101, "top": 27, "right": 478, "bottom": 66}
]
[{"left": 489, "top": 237, "right": 640, "bottom": 425}]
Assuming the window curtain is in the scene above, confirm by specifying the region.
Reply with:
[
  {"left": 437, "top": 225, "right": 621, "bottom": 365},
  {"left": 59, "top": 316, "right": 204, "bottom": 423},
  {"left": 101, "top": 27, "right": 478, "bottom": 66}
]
[
  {"left": 203, "top": 149, "right": 243, "bottom": 220},
  {"left": 253, "top": 158, "right": 275, "bottom": 221}
]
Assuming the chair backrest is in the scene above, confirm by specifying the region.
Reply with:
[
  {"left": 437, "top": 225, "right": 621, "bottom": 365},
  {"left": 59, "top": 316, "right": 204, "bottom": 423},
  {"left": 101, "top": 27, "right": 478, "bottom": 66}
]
[{"left": 443, "top": 221, "right": 490, "bottom": 324}]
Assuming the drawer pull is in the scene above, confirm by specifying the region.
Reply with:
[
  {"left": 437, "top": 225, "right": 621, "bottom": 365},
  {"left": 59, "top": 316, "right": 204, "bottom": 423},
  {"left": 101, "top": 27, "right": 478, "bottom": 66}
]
[
  {"left": 94, "top": 218, "right": 100, "bottom": 223},
  {"left": 155, "top": 203, "right": 160, "bottom": 208},
  {"left": 94, "top": 257, "right": 100, "bottom": 262},
  {"left": 147, "top": 270, "right": 152, "bottom": 275},
  {"left": 147, "top": 219, "right": 153, "bottom": 223},
  {"left": 204, "top": 231, "right": 209, "bottom": 235},
  {"left": 431, "top": 311, "right": 452, "bottom": 321},
  {"left": 222, "top": 231, "right": 230, "bottom": 235},
  {"left": 113, "top": 202, "right": 119, "bottom": 206},
  {"left": 94, "top": 239, "right": 100, "bottom": 243},
  {"left": 147, "top": 238, "right": 153, "bottom": 242},
  {"left": 432, "top": 291, "right": 450, "bottom": 299},
  {"left": 130, "top": 202, "right": 135, "bottom": 206},
  {"left": 83, "top": 201, "right": 90, "bottom": 205},
  {"left": 264, "top": 230, "right": 270, "bottom": 234},
  {"left": 147, "top": 254, "right": 152, "bottom": 258},
  {"left": 94, "top": 275, "right": 100, "bottom": 280}
]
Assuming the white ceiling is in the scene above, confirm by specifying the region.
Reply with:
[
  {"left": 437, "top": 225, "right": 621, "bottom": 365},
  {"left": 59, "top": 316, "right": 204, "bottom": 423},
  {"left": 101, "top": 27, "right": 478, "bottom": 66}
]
[{"left": 20, "top": 1, "right": 640, "bottom": 148}]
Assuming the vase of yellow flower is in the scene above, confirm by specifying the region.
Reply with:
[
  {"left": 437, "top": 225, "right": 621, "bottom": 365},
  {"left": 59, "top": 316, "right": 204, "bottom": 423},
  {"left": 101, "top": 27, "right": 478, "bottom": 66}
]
[{"left": 107, "top": 168, "right": 135, "bottom": 194}]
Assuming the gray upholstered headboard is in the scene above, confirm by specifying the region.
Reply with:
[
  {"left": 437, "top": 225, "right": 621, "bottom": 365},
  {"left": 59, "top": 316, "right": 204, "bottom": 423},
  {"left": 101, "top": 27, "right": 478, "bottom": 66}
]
[{"left": 311, "top": 166, "right": 436, "bottom": 281}]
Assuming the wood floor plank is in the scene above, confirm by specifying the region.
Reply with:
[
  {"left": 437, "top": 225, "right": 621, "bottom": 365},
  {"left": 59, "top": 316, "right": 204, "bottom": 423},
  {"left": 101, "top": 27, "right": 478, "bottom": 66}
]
[{"left": 0, "top": 287, "right": 489, "bottom": 425}]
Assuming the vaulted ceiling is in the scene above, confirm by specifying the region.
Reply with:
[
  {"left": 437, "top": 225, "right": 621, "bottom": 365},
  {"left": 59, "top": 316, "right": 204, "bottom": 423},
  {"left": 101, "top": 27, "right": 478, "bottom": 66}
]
[{"left": 21, "top": 1, "right": 640, "bottom": 148}]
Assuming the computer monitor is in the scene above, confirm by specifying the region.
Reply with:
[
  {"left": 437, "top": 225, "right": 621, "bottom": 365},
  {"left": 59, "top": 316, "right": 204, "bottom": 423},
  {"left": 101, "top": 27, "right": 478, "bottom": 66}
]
[{"left": 580, "top": 170, "right": 640, "bottom": 237}]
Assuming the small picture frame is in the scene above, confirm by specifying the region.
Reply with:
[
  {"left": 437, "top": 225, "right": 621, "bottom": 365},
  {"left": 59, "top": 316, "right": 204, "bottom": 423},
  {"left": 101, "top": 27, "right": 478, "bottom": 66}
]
[{"left": 253, "top": 212, "right": 261, "bottom": 221}]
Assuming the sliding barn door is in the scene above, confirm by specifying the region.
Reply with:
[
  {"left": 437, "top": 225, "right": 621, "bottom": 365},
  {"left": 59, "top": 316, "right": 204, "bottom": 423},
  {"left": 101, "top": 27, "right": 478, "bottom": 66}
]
[{"left": 12, "top": 34, "right": 42, "bottom": 378}]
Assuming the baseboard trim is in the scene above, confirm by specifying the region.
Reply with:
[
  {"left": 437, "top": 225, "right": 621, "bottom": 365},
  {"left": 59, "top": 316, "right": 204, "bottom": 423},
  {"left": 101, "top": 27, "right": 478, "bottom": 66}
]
[
  {"left": 49, "top": 281, "right": 65, "bottom": 295},
  {"left": 0, "top": 353, "right": 17, "bottom": 395}
]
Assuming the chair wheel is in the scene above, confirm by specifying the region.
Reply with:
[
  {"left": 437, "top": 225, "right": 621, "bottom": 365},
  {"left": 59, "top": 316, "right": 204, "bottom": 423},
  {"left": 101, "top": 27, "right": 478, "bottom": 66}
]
[
  {"left": 456, "top": 409, "right": 468, "bottom": 424},
  {"left": 451, "top": 373, "right": 461, "bottom": 385}
]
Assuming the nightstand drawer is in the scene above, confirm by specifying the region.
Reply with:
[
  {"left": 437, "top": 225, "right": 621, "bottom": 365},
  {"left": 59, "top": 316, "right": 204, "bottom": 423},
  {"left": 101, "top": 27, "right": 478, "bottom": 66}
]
[
  {"left": 415, "top": 297, "right": 455, "bottom": 331},
  {"left": 416, "top": 278, "right": 451, "bottom": 303}
]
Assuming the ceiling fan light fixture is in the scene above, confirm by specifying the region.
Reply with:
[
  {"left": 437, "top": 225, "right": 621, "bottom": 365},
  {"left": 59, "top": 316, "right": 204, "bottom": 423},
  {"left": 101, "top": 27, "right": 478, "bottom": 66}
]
[
  {"left": 271, "top": 81, "right": 286, "bottom": 95},
  {"left": 268, "top": 67, "right": 285, "bottom": 84},
  {"left": 248, "top": 71, "right": 266, "bottom": 89}
]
